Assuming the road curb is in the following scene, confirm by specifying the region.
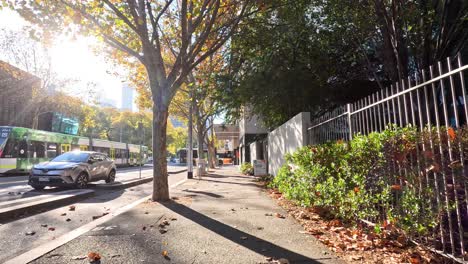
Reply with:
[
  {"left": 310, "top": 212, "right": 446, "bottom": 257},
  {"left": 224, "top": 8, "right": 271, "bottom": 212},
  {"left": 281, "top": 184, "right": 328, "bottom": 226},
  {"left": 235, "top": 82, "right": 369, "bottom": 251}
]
[{"left": 0, "top": 189, "right": 94, "bottom": 223}]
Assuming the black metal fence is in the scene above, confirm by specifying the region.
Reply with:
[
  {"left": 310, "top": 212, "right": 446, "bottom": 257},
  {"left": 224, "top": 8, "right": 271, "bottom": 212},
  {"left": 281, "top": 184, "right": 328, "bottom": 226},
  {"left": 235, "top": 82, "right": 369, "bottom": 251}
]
[{"left": 308, "top": 55, "right": 468, "bottom": 262}]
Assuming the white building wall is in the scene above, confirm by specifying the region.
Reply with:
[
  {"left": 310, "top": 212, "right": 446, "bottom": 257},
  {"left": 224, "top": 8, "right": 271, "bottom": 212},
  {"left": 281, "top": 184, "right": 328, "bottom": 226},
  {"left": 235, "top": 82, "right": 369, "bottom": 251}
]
[{"left": 267, "top": 112, "right": 310, "bottom": 176}]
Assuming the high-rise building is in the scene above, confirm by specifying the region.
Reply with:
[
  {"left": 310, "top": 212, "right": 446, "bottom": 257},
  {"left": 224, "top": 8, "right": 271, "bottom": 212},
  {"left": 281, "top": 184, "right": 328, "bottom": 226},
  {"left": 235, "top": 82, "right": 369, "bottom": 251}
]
[{"left": 121, "top": 83, "right": 134, "bottom": 111}]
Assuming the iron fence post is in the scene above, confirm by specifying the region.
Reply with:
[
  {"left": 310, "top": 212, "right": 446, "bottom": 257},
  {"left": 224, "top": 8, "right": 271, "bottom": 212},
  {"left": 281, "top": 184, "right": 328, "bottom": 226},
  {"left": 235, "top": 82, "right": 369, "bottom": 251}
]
[{"left": 346, "top": 103, "right": 352, "bottom": 140}]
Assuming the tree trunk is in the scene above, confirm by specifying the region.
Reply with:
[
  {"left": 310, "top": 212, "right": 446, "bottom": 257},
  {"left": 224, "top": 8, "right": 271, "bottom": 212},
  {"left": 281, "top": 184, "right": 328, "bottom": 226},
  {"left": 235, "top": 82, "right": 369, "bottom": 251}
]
[
  {"left": 152, "top": 103, "right": 170, "bottom": 201},
  {"left": 207, "top": 137, "right": 216, "bottom": 168},
  {"left": 196, "top": 119, "right": 204, "bottom": 177}
]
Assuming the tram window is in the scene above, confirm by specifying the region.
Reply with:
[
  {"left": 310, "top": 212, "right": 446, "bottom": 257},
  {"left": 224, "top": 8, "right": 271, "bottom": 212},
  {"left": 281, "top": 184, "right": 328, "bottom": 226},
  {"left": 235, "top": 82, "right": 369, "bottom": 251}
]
[
  {"left": 46, "top": 143, "right": 57, "bottom": 158},
  {"left": 30, "top": 141, "right": 46, "bottom": 158},
  {"left": 2, "top": 139, "right": 18, "bottom": 158}
]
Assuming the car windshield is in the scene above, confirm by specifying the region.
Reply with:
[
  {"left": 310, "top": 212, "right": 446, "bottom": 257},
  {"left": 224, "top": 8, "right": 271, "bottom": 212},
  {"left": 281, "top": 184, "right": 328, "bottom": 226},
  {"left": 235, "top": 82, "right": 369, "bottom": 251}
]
[{"left": 51, "top": 152, "right": 89, "bottom": 163}]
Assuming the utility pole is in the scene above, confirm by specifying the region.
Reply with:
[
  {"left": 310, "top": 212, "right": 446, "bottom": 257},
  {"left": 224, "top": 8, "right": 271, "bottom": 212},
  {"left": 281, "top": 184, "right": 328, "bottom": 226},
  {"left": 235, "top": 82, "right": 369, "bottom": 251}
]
[
  {"left": 138, "top": 122, "right": 143, "bottom": 179},
  {"left": 187, "top": 90, "right": 193, "bottom": 179}
]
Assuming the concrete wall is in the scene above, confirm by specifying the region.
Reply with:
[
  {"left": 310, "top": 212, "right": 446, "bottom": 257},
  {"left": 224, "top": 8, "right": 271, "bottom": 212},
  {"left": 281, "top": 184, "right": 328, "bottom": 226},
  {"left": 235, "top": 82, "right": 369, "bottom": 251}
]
[
  {"left": 267, "top": 112, "right": 310, "bottom": 176},
  {"left": 249, "top": 142, "right": 257, "bottom": 164}
]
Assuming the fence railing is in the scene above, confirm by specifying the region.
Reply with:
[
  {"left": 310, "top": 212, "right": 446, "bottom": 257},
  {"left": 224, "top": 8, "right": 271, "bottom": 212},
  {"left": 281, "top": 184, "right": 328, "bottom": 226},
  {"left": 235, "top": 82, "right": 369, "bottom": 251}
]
[{"left": 308, "top": 54, "right": 468, "bottom": 262}]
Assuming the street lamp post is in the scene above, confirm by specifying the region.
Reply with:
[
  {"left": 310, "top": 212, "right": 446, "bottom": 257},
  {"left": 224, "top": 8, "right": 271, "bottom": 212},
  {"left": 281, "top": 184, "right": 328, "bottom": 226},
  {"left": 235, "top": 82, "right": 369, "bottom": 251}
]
[
  {"left": 138, "top": 122, "right": 143, "bottom": 179},
  {"left": 187, "top": 91, "right": 194, "bottom": 179}
]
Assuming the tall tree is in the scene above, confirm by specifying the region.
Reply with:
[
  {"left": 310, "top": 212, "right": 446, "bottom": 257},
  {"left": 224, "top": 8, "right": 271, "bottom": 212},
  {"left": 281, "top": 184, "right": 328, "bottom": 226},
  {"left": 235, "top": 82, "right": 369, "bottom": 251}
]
[{"left": 11, "top": 0, "right": 255, "bottom": 200}]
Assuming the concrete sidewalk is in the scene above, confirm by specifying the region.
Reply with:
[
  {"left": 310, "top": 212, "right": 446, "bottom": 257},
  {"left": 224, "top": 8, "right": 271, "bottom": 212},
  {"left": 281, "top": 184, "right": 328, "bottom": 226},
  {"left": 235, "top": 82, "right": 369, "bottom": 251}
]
[{"left": 29, "top": 167, "right": 344, "bottom": 264}]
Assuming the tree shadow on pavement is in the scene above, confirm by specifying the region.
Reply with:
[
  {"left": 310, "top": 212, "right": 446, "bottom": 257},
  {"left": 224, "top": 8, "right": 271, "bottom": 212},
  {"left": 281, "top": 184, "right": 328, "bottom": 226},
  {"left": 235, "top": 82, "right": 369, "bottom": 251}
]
[
  {"left": 161, "top": 200, "right": 326, "bottom": 264},
  {"left": 182, "top": 189, "right": 224, "bottom": 198},
  {"left": 196, "top": 178, "right": 261, "bottom": 188},
  {"left": 203, "top": 173, "right": 253, "bottom": 180}
]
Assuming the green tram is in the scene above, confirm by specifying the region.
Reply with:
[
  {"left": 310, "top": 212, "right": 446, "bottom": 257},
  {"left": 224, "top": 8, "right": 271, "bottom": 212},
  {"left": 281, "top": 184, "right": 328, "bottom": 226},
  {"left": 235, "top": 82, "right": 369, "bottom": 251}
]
[{"left": 0, "top": 126, "right": 149, "bottom": 174}]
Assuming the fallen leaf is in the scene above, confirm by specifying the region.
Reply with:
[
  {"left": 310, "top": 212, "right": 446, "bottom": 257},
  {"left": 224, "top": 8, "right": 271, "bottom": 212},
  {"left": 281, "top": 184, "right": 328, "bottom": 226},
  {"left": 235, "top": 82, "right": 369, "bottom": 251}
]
[
  {"left": 257, "top": 227, "right": 264, "bottom": 230},
  {"left": 142, "top": 226, "right": 147, "bottom": 231},
  {"left": 409, "top": 254, "right": 421, "bottom": 264},
  {"left": 170, "top": 217, "right": 177, "bottom": 221},
  {"left": 66, "top": 218, "right": 71, "bottom": 222},
  {"left": 111, "top": 254, "right": 121, "bottom": 258},
  {"left": 69, "top": 205, "right": 76, "bottom": 211},
  {"left": 87, "top": 252, "right": 101, "bottom": 261},
  {"left": 159, "top": 228, "right": 168, "bottom": 234},
  {"left": 92, "top": 215, "right": 102, "bottom": 220},
  {"left": 144, "top": 211, "right": 149, "bottom": 214},
  {"left": 162, "top": 250, "right": 169, "bottom": 259},
  {"left": 328, "top": 219, "right": 342, "bottom": 227},
  {"left": 60, "top": 213, "right": 67, "bottom": 216},
  {"left": 265, "top": 213, "right": 273, "bottom": 216},
  {"left": 274, "top": 213, "right": 285, "bottom": 219},
  {"left": 241, "top": 236, "right": 248, "bottom": 240},
  {"left": 25, "top": 231, "right": 35, "bottom": 236},
  {"left": 41, "top": 224, "right": 48, "bottom": 228},
  {"left": 48, "top": 227, "right": 55, "bottom": 231}
]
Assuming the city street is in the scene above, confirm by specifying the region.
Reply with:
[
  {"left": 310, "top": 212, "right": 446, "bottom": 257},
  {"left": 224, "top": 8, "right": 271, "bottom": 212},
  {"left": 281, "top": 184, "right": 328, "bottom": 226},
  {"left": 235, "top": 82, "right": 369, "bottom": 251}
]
[
  {"left": 0, "top": 166, "right": 187, "bottom": 263},
  {"left": 0, "top": 164, "right": 184, "bottom": 204}
]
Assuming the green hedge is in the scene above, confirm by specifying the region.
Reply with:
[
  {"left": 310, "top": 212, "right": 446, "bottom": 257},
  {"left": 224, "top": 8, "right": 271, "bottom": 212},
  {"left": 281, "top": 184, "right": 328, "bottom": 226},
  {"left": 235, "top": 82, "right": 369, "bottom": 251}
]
[
  {"left": 240, "top": 162, "right": 254, "bottom": 175},
  {"left": 270, "top": 125, "right": 467, "bottom": 236}
]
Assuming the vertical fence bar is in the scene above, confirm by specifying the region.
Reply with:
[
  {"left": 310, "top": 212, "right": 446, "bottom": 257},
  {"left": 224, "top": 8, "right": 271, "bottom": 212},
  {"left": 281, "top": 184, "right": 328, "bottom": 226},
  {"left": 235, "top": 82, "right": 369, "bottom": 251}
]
[
  {"left": 396, "top": 82, "right": 403, "bottom": 126},
  {"left": 376, "top": 92, "right": 383, "bottom": 132},
  {"left": 447, "top": 58, "right": 466, "bottom": 256},
  {"left": 364, "top": 96, "right": 372, "bottom": 135},
  {"left": 347, "top": 103, "right": 353, "bottom": 140},
  {"left": 457, "top": 53, "right": 468, "bottom": 225},
  {"left": 371, "top": 93, "right": 378, "bottom": 132},
  {"left": 423, "top": 69, "right": 446, "bottom": 251},
  {"left": 391, "top": 84, "right": 397, "bottom": 125},
  {"left": 409, "top": 76, "right": 417, "bottom": 126},
  {"left": 403, "top": 79, "right": 410, "bottom": 126},
  {"left": 435, "top": 62, "right": 456, "bottom": 255},
  {"left": 382, "top": 88, "right": 387, "bottom": 128}
]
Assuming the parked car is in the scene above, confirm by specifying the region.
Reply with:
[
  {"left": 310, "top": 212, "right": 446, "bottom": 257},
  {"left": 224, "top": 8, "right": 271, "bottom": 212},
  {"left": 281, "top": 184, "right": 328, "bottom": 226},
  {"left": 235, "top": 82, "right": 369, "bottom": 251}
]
[{"left": 28, "top": 151, "right": 116, "bottom": 190}]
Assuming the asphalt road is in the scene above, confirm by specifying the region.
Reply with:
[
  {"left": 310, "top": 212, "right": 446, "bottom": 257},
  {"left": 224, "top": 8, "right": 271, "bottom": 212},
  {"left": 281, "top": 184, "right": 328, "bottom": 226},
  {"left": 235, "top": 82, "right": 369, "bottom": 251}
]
[
  {"left": 0, "top": 169, "right": 187, "bottom": 263},
  {"left": 0, "top": 164, "right": 184, "bottom": 203}
]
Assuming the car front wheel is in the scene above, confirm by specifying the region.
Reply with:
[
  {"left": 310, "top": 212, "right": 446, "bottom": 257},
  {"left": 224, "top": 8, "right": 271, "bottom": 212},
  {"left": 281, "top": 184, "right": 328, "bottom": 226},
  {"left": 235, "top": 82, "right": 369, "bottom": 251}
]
[
  {"left": 75, "top": 172, "right": 89, "bottom": 189},
  {"left": 105, "top": 170, "right": 116, "bottom": 184}
]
